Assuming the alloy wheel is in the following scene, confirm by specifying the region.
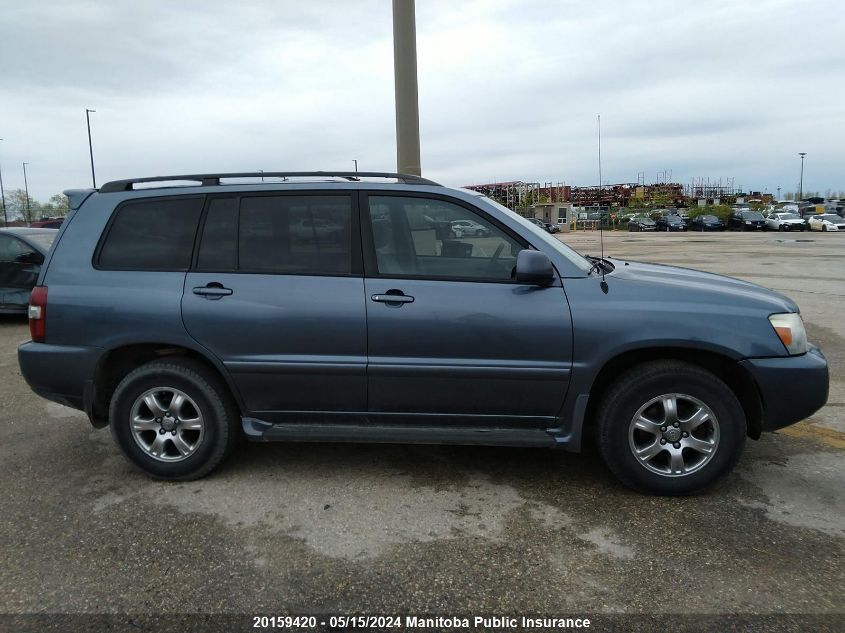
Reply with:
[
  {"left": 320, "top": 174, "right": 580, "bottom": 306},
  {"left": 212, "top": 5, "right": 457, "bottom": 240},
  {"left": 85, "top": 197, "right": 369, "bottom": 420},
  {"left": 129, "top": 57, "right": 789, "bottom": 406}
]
[
  {"left": 130, "top": 387, "right": 205, "bottom": 462},
  {"left": 628, "top": 393, "right": 720, "bottom": 477}
]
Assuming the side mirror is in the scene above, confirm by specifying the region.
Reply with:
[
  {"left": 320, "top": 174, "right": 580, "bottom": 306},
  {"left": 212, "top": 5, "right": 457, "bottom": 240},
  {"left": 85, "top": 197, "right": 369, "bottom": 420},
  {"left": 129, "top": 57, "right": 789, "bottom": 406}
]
[{"left": 515, "top": 250, "right": 554, "bottom": 286}]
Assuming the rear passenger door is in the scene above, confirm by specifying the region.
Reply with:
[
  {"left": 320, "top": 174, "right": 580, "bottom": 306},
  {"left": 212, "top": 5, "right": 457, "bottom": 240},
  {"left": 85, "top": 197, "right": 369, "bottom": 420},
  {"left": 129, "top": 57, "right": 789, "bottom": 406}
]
[{"left": 181, "top": 192, "right": 367, "bottom": 419}]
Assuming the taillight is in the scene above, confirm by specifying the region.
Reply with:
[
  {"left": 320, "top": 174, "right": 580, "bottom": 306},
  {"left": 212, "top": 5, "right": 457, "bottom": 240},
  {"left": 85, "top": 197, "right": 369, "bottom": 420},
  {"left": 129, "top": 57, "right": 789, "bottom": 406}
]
[{"left": 29, "top": 286, "right": 47, "bottom": 343}]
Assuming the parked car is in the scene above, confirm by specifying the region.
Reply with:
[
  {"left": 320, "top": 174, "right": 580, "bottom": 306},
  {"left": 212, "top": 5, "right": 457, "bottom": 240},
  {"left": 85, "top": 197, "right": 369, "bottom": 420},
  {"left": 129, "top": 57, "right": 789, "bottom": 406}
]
[
  {"left": 728, "top": 210, "right": 766, "bottom": 231},
  {"left": 688, "top": 215, "right": 725, "bottom": 232},
  {"left": 0, "top": 228, "right": 58, "bottom": 313},
  {"left": 18, "top": 171, "right": 828, "bottom": 495},
  {"left": 807, "top": 214, "right": 845, "bottom": 232},
  {"left": 527, "top": 218, "right": 559, "bottom": 234},
  {"left": 30, "top": 218, "right": 64, "bottom": 229},
  {"left": 799, "top": 204, "right": 825, "bottom": 220},
  {"left": 451, "top": 218, "right": 490, "bottom": 237},
  {"left": 655, "top": 215, "right": 687, "bottom": 232},
  {"left": 650, "top": 208, "right": 679, "bottom": 222},
  {"left": 765, "top": 212, "right": 806, "bottom": 232},
  {"left": 628, "top": 215, "right": 657, "bottom": 232}
]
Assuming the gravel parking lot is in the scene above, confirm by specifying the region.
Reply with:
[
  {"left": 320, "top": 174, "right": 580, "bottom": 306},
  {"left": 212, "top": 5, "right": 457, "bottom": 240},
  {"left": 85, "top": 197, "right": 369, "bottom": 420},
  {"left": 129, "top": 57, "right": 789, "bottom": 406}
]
[{"left": 1, "top": 232, "right": 843, "bottom": 624}]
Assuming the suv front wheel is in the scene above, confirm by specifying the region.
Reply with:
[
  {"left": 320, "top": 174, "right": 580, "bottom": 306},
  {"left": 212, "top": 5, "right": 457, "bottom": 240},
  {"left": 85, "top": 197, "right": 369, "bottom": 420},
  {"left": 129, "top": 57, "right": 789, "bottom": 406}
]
[
  {"left": 596, "top": 360, "right": 746, "bottom": 495},
  {"left": 109, "top": 357, "right": 240, "bottom": 480}
]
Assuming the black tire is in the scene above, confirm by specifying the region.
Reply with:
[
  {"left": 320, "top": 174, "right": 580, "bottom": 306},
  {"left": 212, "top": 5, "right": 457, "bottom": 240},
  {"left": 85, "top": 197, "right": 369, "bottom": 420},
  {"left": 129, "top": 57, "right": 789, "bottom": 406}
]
[
  {"left": 109, "top": 357, "right": 241, "bottom": 480},
  {"left": 596, "top": 360, "right": 746, "bottom": 495}
]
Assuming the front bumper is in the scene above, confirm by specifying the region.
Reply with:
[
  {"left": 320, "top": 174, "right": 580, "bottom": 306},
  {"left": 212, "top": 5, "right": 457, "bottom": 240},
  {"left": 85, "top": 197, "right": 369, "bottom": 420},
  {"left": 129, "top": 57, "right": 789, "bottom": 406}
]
[
  {"left": 18, "top": 342, "right": 103, "bottom": 412},
  {"left": 740, "top": 345, "right": 829, "bottom": 431}
]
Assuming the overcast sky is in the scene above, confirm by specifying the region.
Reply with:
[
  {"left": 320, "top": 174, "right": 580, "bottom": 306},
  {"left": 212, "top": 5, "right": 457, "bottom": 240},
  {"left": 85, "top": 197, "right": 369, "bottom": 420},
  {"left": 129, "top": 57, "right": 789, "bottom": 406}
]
[{"left": 1, "top": 0, "right": 842, "bottom": 202}]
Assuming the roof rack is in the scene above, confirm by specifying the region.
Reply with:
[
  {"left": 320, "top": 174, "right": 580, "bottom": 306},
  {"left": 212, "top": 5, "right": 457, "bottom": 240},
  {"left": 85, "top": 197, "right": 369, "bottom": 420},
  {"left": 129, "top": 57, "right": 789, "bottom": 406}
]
[{"left": 99, "top": 171, "right": 440, "bottom": 193}]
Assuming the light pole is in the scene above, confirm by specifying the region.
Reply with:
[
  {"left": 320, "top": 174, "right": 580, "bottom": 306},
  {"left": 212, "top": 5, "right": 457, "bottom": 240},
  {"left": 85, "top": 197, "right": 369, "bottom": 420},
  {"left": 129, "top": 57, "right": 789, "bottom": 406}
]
[
  {"left": 0, "top": 139, "right": 7, "bottom": 226},
  {"left": 798, "top": 152, "right": 806, "bottom": 201},
  {"left": 86, "top": 108, "right": 97, "bottom": 188},
  {"left": 392, "top": 0, "right": 421, "bottom": 176},
  {"left": 353, "top": 159, "right": 358, "bottom": 173},
  {"left": 22, "top": 162, "right": 31, "bottom": 222}
]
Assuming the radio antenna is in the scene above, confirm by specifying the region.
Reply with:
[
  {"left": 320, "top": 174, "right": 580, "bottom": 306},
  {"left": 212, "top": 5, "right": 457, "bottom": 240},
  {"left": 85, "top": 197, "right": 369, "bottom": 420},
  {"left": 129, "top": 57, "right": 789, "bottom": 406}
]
[{"left": 598, "top": 114, "right": 608, "bottom": 291}]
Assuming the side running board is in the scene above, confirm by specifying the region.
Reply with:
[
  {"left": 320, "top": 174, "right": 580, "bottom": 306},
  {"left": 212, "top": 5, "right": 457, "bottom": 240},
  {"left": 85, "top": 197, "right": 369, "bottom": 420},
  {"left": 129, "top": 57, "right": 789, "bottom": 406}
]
[{"left": 242, "top": 418, "right": 562, "bottom": 448}]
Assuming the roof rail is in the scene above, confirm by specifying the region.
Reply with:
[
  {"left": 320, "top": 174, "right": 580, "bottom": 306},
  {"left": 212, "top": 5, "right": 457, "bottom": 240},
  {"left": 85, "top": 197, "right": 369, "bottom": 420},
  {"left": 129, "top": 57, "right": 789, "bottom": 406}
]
[{"left": 99, "top": 171, "right": 440, "bottom": 193}]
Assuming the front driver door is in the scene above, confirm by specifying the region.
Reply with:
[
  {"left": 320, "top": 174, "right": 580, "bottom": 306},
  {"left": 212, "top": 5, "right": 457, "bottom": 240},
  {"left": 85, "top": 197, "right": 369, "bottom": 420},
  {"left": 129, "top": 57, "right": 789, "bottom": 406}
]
[{"left": 362, "top": 193, "right": 573, "bottom": 427}]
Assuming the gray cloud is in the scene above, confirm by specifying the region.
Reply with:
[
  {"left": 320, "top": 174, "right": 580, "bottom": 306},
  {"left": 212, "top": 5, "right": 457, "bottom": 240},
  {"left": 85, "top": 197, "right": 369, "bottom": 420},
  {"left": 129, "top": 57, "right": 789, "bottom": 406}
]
[{"left": 0, "top": 0, "right": 842, "bottom": 202}]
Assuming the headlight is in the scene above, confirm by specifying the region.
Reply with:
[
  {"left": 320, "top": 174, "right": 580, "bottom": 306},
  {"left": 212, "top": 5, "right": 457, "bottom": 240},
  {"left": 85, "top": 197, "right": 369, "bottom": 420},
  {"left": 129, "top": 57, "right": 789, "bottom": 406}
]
[
  {"left": 745, "top": 220, "right": 752, "bottom": 224},
  {"left": 769, "top": 313, "right": 808, "bottom": 355}
]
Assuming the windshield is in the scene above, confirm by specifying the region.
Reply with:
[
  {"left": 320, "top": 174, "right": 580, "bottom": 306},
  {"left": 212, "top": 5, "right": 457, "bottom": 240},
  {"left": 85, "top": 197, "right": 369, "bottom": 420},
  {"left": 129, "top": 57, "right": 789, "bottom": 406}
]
[
  {"left": 25, "top": 232, "right": 57, "bottom": 251},
  {"left": 822, "top": 214, "right": 844, "bottom": 223},
  {"left": 741, "top": 211, "right": 764, "bottom": 220},
  {"left": 700, "top": 215, "right": 718, "bottom": 222},
  {"left": 666, "top": 216, "right": 683, "bottom": 223},
  {"left": 479, "top": 197, "right": 592, "bottom": 273},
  {"left": 779, "top": 213, "right": 800, "bottom": 220}
]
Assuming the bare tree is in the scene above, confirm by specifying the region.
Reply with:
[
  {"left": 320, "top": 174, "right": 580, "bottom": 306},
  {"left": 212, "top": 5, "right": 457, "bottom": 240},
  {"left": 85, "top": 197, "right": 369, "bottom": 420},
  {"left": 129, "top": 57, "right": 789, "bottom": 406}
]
[
  {"left": 41, "top": 194, "right": 70, "bottom": 217},
  {"left": 4, "top": 189, "right": 40, "bottom": 223}
]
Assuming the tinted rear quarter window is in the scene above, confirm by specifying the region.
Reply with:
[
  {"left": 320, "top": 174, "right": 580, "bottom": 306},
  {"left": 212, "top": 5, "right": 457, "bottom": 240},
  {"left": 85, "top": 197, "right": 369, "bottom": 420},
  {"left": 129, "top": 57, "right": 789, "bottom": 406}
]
[{"left": 99, "top": 197, "right": 204, "bottom": 270}]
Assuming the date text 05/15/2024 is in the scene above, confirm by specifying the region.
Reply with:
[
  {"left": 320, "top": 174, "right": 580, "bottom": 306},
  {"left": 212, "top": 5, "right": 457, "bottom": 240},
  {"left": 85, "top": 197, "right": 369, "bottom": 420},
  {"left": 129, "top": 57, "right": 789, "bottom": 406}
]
[{"left": 252, "top": 615, "right": 591, "bottom": 629}]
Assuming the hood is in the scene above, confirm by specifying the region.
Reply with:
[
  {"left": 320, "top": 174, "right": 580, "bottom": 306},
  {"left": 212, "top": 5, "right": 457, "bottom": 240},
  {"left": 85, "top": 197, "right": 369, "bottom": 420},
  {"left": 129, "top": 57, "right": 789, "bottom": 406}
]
[{"left": 607, "top": 258, "right": 798, "bottom": 313}]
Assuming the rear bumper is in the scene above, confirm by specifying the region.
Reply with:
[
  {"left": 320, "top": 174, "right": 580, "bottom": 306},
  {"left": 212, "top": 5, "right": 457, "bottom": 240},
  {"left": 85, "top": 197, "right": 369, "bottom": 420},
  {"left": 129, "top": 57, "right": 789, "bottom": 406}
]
[
  {"left": 740, "top": 345, "right": 829, "bottom": 431},
  {"left": 18, "top": 342, "right": 103, "bottom": 412}
]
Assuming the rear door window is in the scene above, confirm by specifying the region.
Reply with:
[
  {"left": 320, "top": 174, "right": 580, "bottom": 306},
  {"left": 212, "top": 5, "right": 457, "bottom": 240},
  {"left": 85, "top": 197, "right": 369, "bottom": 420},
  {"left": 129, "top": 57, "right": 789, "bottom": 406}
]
[
  {"left": 196, "top": 198, "right": 238, "bottom": 271},
  {"left": 98, "top": 197, "right": 204, "bottom": 270},
  {"left": 195, "top": 194, "right": 355, "bottom": 276}
]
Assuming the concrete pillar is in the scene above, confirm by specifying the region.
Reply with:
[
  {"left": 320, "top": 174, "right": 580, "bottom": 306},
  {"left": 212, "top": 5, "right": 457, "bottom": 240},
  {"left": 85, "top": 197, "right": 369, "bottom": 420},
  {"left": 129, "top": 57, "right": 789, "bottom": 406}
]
[{"left": 392, "top": 0, "right": 422, "bottom": 176}]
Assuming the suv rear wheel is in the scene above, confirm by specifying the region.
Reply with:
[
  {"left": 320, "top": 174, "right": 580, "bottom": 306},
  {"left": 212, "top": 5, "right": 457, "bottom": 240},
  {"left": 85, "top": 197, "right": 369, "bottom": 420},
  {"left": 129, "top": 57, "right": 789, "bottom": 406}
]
[
  {"left": 109, "top": 358, "right": 240, "bottom": 480},
  {"left": 596, "top": 360, "right": 746, "bottom": 495}
]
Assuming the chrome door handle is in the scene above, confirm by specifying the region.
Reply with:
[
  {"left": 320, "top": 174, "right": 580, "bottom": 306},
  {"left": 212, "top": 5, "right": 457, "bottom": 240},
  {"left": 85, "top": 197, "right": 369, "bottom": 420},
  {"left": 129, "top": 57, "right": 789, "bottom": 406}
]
[
  {"left": 371, "top": 293, "right": 414, "bottom": 304},
  {"left": 193, "top": 285, "right": 233, "bottom": 298}
]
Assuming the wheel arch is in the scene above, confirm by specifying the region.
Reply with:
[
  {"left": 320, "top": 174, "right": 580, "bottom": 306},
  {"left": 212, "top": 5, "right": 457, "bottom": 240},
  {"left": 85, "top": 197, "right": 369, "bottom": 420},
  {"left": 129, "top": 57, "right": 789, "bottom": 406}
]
[
  {"left": 87, "top": 343, "right": 244, "bottom": 428},
  {"left": 583, "top": 347, "right": 764, "bottom": 442}
]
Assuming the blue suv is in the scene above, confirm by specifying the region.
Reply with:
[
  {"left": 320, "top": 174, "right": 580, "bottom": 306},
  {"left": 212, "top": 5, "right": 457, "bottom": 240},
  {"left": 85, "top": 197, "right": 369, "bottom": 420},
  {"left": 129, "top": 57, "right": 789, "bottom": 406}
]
[{"left": 18, "top": 172, "right": 829, "bottom": 494}]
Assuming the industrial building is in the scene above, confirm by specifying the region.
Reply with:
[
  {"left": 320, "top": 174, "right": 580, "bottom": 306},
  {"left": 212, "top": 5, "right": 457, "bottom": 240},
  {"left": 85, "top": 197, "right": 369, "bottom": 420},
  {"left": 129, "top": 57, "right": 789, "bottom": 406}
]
[{"left": 463, "top": 176, "right": 752, "bottom": 210}]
